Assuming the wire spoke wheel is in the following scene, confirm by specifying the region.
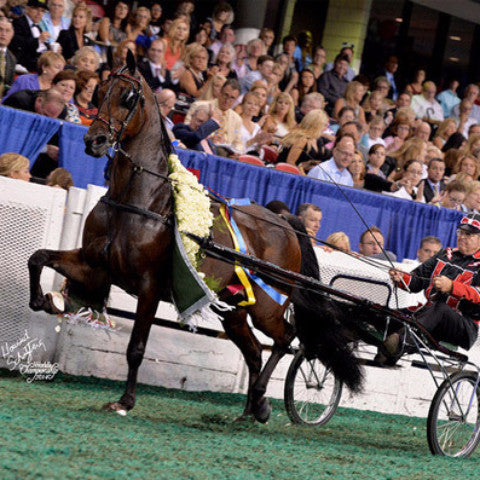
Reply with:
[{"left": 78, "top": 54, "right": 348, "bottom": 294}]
[
  {"left": 284, "top": 350, "right": 343, "bottom": 426},
  {"left": 427, "top": 371, "right": 480, "bottom": 457}
]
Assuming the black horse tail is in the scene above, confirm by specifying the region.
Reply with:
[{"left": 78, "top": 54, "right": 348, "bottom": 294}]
[{"left": 285, "top": 215, "right": 364, "bottom": 393}]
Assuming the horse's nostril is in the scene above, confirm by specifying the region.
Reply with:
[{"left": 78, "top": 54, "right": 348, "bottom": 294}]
[{"left": 93, "top": 135, "right": 108, "bottom": 146}]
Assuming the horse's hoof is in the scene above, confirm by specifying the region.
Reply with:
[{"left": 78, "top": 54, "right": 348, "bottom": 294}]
[
  {"left": 102, "top": 402, "right": 129, "bottom": 415},
  {"left": 45, "top": 291, "right": 65, "bottom": 314},
  {"left": 253, "top": 398, "right": 272, "bottom": 424}
]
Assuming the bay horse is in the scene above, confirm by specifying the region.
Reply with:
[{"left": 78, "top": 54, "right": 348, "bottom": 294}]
[{"left": 28, "top": 52, "right": 362, "bottom": 422}]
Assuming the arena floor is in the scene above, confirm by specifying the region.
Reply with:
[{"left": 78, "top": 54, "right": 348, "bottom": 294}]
[{"left": 1, "top": 370, "right": 478, "bottom": 479}]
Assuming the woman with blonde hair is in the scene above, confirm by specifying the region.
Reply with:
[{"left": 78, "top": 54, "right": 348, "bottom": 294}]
[
  {"left": 260, "top": 92, "right": 296, "bottom": 141},
  {"left": 199, "top": 74, "right": 226, "bottom": 101},
  {"left": 433, "top": 118, "right": 457, "bottom": 150},
  {"left": 277, "top": 109, "right": 328, "bottom": 173},
  {"left": 388, "top": 137, "right": 428, "bottom": 181},
  {"left": 334, "top": 80, "right": 366, "bottom": 125},
  {"left": 179, "top": 43, "right": 209, "bottom": 99},
  {"left": 211, "top": 43, "right": 237, "bottom": 79},
  {"left": 57, "top": 4, "right": 94, "bottom": 61},
  {"left": 451, "top": 155, "right": 480, "bottom": 182},
  {"left": 239, "top": 92, "right": 272, "bottom": 154},
  {"left": 163, "top": 18, "right": 190, "bottom": 70},
  {"left": 249, "top": 81, "right": 269, "bottom": 118},
  {"left": 70, "top": 46, "right": 101, "bottom": 72},
  {"left": 0, "top": 153, "right": 31, "bottom": 182},
  {"left": 325, "top": 232, "right": 351, "bottom": 253},
  {"left": 245, "top": 38, "right": 264, "bottom": 71},
  {"left": 2, "top": 51, "right": 65, "bottom": 102},
  {"left": 464, "top": 133, "right": 480, "bottom": 157}
]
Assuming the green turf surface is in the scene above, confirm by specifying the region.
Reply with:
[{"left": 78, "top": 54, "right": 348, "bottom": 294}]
[{"left": 0, "top": 370, "right": 478, "bottom": 480}]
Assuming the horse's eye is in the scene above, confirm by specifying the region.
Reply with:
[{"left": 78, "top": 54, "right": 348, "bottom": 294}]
[{"left": 122, "top": 90, "right": 138, "bottom": 109}]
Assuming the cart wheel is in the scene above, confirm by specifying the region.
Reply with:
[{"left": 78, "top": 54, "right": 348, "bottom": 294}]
[
  {"left": 427, "top": 371, "right": 480, "bottom": 457},
  {"left": 284, "top": 350, "right": 343, "bottom": 426}
]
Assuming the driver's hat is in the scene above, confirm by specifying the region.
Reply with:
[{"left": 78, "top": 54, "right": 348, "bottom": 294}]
[{"left": 458, "top": 213, "right": 480, "bottom": 234}]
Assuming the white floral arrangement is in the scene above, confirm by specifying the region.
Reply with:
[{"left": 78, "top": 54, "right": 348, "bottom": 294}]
[{"left": 168, "top": 154, "right": 213, "bottom": 268}]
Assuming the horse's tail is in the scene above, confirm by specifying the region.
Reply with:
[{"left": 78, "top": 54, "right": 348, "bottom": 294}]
[{"left": 285, "top": 215, "right": 363, "bottom": 393}]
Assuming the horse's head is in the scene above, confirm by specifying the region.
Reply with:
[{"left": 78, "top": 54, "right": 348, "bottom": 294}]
[{"left": 84, "top": 50, "right": 147, "bottom": 157}]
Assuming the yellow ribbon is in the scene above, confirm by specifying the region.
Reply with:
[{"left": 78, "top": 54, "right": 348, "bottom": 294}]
[{"left": 219, "top": 204, "right": 256, "bottom": 306}]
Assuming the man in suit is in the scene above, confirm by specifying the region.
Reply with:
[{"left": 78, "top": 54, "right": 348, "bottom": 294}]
[
  {"left": 421, "top": 158, "right": 446, "bottom": 204},
  {"left": 137, "top": 39, "right": 177, "bottom": 92},
  {"left": 0, "top": 18, "right": 16, "bottom": 98},
  {"left": 173, "top": 104, "right": 220, "bottom": 154},
  {"left": 10, "top": 0, "right": 50, "bottom": 73}
]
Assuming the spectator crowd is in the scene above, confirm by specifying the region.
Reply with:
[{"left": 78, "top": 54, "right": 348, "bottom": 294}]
[{"left": 1, "top": 0, "right": 480, "bottom": 259}]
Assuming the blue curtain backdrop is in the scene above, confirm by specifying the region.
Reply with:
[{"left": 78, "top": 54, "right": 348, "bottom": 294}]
[
  {"left": 0, "top": 106, "right": 60, "bottom": 160},
  {"left": 0, "top": 108, "right": 463, "bottom": 260}
]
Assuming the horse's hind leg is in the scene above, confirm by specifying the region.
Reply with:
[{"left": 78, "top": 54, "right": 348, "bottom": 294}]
[
  {"left": 222, "top": 309, "right": 263, "bottom": 422},
  {"left": 103, "top": 288, "right": 159, "bottom": 414},
  {"left": 28, "top": 248, "right": 108, "bottom": 313}
]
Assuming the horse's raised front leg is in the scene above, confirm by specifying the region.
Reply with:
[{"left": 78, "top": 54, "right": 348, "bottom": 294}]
[
  {"left": 28, "top": 248, "right": 108, "bottom": 314},
  {"left": 103, "top": 288, "right": 159, "bottom": 415},
  {"left": 222, "top": 308, "right": 263, "bottom": 422}
]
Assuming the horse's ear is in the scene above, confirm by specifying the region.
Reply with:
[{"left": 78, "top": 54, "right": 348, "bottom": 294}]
[
  {"left": 106, "top": 46, "right": 114, "bottom": 70},
  {"left": 126, "top": 49, "right": 136, "bottom": 75}
]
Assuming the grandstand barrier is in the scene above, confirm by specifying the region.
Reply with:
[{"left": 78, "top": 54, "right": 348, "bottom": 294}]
[
  {"left": 2, "top": 176, "right": 480, "bottom": 418},
  {"left": 0, "top": 105, "right": 464, "bottom": 261}
]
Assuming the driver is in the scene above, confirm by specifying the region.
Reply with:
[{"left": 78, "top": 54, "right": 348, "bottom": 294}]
[{"left": 377, "top": 213, "right": 480, "bottom": 365}]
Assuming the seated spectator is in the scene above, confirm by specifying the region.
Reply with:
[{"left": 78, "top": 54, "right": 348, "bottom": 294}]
[
  {"left": 416, "top": 236, "right": 442, "bottom": 263},
  {"left": 99, "top": 40, "right": 134, "bottom": 80},
  {"left": 199, "top": 74, "right": 226, "bottom": 101},
  {"left": 384, "top": 159, "right": 424, "bottom": 201},
  {"left": 363, "top": 90, "right": 385, "bottom": 124},
  {"left": 455, "top": 99, "right": 478, "bottom": 139},
  {"left": 384, "top": 116, "right": 412, "bottom": 153},
  {"left": 418, "top": 157, "right": 446, "bottom": 203},
  {"left": 411, "top": 81, "right": 444, "bottom": 122},
  {"left": 325, "top": 231, "right": 351, "bottom": 253},
  {"left": 74, "top": 70, "right": 99, "bottom": 126},
  {"left": 441, "top": 131, "right": 466, "bottom": 154},
  {"left": 324, "top": 43, "right": 356, "bottom": 81},
  {"left": 244, "top": 38, "right": 263, "bottom": 72},
  {"left": 432, "top": 118, "right": 457, "bottom": 150},
  {"left": 210, "top": 42, "right": 237, "bottom": 80},
  {"left": 2, "top": 51, "right": 65, "bottom": 102},
  {"left": 333, "top": 80, "right": 366, "bottom": 125},
  {"left": 461, "top": 181, "right": 480, "bottom": 213},
  {"left": 0, "top": 17, "right": 16, "bottom": 99},
  {"left": 433, "top": 180, "right": 467, "bottom": 210},
  {"left": 97, "top": 0, "right": 130, "bottom": 45},
  {"left": 308, "top": 133, "right": 355, "bottom": 186},
  {"left": 280, "top": 35, "right": 299, "bottom": 90},
  {"left": 363, "top": 115, "right": 386, "bottom": 150},
  {"left": 238, "top": 92, "right": 272, "bottom": 155},
  {"left": 295, "top": 91, "right": 325, "bottom": 124},
  {"left": 156, "top": 88, "right": 176, "bottom": 138},
  {"left": 297, "top": 202, "right": 322, "bottom": 246},
  {"left": 52, "top": 69, "right": 80, "bottom": 123},
  {"left": 371, "top": 76, "right": 394, "bottom": 111},
  {"left": 46, "top": 166, "right": 73, "bottom": 189},
  {"left": 259, "top": 27, "right": 275, "bottom": 57},
  {"left": 293, "top": 30, "right": 313, "bottom": 71},
  {"left": 70, "top": 45, "right": 101, "bottom": 72},
  {"left": 363, "top": 144, "right": 399, "bottom": 193},
  {"left": 405, "top": 68, "right": 426, "bottom": 96},
  {"left": 125, "top": 6, "right": 154, "bottom": 56},
  {"left": 387, "top": 137, "right": 428, "bottom": 180},
  {"left": 329, "top": 105, "right": 354, "bottom": 136},
  {"left": 240, "top": 54, "right": 274, "bottom": 94},
  {"left": 3, "top": 86, "right": 65, "bottom": 117},
  {"left": 185, "top": 78, "right": 243, "bottom": 157},
  {"left": 178, "top": 42, "right": 209, "bottom": 100},
  {"left": 137, "top": 38, "right": 177, "bottom": 93},
  {"left": 172, "top": 103, "right": 220, "bottom": 154},
  {"left": 205, "top": 1, "right": 234, "bottom": 42},
  {"left": 259, "top": 92, "right": 296, "bottom": 142},
  {"left": 41, "top": 0, "right": 70, "bottom": 43},
  {"left": 348, "top": 150, "right": 366, "bottom": 188},
  {"left": 451, "top": 84, "right": 480, "bottom": 123},
  {"left": 248, "top": 80, "right": 269, "bottom": 120},
  {"left": 309, "top": 45, "right": 327, "bottom": 81},
  {"left": 232, "top": 43, "right": 247, "bottom": 78},
  {"left": 468, "top": 123, "right": 480, "bottom": 138},
  {"left": 277, "top": 109, "right": 329, "bottom": 174},
  {"left": 57, "top": 4, "right": 94, "bottom": 61},
  {"left": 464, "top": 133, "right": 480, "bottom": 158},
  {"left": 0, "top": 152, "right": 31, "bottom": 181},
  {"left": 436, "top": 77, "right": 460, "bottom": 118},
  {"left": 450, "top": 155, "right": 479, "bottom": 183},
  {"left": 317, "top": 53, "right": 349, "bottom": 116},
  {"left": 148, "top": 2, "right": 163, "bottom": 37},
  {"left": 163, "top": 18, "right": 189, "bottom": 70},
  {"left": 290, "top": 68, "right": 316, "bottom": 107},
  {"left": 265, "top": 199, "right": 290, "bottom": 215},
  {"left": 358, "top": 226, "right": 397, "bottom": 261},
  {"left": 10, "top": 0, "right": 50, "bottom": 73},
  {"left": 337, "top": 120, "right": 367, "bottom": 160},
  {"left": 209, "top": 24, "right": 235, "bottom": 58}
]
